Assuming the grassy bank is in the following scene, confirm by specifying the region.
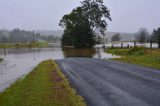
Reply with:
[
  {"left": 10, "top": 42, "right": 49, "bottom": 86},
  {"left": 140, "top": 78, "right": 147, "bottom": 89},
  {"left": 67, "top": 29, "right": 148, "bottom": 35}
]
[
  {"left": 0, "top": 60, "right": 85, "bottom": 106},
  {"left": 0, "top": 42, "right": 49, "bottom": 49},
  {"left": 106, "top": 47, "right": 160, "bottom": 69}
]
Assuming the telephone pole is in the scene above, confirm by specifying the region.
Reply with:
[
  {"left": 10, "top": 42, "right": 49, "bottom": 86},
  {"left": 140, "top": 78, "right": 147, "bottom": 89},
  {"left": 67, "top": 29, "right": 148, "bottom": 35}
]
[{"left": 33, "top": 30, "right": 35, "bottom": 43}]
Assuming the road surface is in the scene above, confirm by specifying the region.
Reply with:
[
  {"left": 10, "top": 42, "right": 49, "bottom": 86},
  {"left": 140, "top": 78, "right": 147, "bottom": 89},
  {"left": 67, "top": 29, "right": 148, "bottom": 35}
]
[{"left": 56, "top": 58, "right": 160, "bottom": 106}]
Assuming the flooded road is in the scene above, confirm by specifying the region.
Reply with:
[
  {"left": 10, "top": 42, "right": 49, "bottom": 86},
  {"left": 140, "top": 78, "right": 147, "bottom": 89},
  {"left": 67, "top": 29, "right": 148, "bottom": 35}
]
[{"left": 0, "top": 47, "right": 118, "bottom": 92}]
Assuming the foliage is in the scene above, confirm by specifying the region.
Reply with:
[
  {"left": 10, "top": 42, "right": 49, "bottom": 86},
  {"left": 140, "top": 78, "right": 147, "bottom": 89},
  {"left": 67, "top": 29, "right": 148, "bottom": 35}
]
[
  {"left": 135, "top": 28, "right": 149, "bottom": 43},
  {"left": 60, "top": 0, "right": 111, "bottom": 48},
  {"left": 152, "top": 28, "right": 160, "bottom": 49},
  {"left": 0, "top": 60, "right": 86, "bottom": 106},
  {"left": 95, "top": 36, "right": 104, "bottom": 44},
  {"left": 111, "top": 33, "right": 121, "bottom": 42},
  {"left": 127, "top": 47, "right": 145, "bottom": 55}
]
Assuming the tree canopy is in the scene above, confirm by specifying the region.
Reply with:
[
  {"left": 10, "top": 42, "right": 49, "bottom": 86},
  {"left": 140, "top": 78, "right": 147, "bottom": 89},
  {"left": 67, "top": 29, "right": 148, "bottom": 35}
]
[{"left": 59, "top": 0, "right": 111, "bottom": 48}]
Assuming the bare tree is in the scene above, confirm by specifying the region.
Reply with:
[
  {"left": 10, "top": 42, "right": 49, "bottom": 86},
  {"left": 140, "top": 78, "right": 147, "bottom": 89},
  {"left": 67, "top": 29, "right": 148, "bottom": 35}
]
[
  {"left": 111, "top": 33, "right": 121, "bottom": 42},
  {"left": 135, "top": 28, "right": 149, "bottom": 43}
]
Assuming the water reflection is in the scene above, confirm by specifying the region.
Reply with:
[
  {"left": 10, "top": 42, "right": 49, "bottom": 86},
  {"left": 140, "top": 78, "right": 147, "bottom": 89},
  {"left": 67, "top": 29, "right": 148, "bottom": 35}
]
[
  {"left": 62, "top": 48, "right": 96, "bottom": 58},
  {"left": 62, "top": 47, "right": 118, "bottom": 59}
]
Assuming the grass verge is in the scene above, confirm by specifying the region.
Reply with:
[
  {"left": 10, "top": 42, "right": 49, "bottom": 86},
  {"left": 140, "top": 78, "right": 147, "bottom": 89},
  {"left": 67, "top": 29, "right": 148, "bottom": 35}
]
[
  {"left": 106, "top": 47, "right": 160, "bottom": 69},
  {"left": 0, "top": 60, "right": 86, "bottom": 106},
  {"left": 0, "top": 42, "right": 49, "bottom": 49}
]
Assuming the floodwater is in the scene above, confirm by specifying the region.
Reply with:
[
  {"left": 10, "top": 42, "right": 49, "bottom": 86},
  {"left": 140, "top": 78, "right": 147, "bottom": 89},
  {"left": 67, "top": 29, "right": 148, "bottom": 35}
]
[{"left": 0, "top": 47, "right": 118, "bottom": 92}]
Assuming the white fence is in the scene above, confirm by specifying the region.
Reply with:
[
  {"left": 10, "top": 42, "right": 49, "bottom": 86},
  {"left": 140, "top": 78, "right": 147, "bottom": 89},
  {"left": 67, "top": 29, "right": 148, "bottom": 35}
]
[{"left": 95, "top": 42, "right": 159, "bottom": 49}]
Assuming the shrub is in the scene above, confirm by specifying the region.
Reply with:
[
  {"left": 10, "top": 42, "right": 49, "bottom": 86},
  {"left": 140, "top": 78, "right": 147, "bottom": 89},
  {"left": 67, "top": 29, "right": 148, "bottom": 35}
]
[{"left": 127, "top": 47, "right": 145, "bottom": 55}]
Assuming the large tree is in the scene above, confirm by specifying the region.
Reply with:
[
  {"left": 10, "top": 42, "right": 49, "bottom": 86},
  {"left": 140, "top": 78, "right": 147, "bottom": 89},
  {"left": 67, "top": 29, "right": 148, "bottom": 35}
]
[{"left": 59, "top": 0, "right": 111, "bottom": 48}]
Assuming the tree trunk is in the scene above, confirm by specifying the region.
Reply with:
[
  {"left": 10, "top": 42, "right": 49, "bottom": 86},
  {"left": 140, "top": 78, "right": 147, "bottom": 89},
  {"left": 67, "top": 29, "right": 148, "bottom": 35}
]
[{"left": 159, "top": 41, "right": 160, "bottom": 49}]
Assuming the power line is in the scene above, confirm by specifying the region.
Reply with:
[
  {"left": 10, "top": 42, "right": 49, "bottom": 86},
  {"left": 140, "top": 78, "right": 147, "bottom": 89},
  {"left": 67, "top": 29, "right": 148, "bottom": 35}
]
[
  {"left": 0, "top": 0, "right": 29, "bottom": 30},
  {"left": 8, "top": 0, "right": 25, "bottom": 18},
  {"left": 0, "top": 0, "right": 13, "bottom": 12},
  {"left": 1, "top": 0, "right": 22, "bottom": 18}
]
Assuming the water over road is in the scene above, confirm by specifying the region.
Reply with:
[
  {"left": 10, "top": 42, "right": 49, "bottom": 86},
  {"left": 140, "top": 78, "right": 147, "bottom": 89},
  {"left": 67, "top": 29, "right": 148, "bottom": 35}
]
[{"left": 56, "top": 58, "right": 160, "bottom": 106}]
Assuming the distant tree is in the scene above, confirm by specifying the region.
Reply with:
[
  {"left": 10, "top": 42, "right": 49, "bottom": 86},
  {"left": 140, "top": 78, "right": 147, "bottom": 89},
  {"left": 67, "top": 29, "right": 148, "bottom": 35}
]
[
  {"left": 111, "top": 33, "right": 121, "bottom": 42},
  {"left": 152, "top": 28, "right": 160, "bottom": 49},
  {"left": 0, "top": 36, "right": 8, "bottom": 43},
  {"left": 135, "top": 28, "right": 149, "bottom": 43},
  {"left": 0, "top": 31, "right": 9, "bottom": 43},
  {"left": 0, "top": 28, "right": 60, "bottom": 43},
  {"left": 59, "top": 0, "right": 111, "bottom": 48}
]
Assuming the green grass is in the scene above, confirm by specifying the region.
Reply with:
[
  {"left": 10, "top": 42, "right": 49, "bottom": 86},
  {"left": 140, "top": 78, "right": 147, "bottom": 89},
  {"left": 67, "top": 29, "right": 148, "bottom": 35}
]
[
  {"left": 0, "top": 60, "right": 86, "bottom": 106},
  {"left": 106, "top": 47, "right": 160, "bottom": 69},
  {"left": 0, "top": 42, "right": 49, "bottom": 49},
  {"left": 0, "top": 43, "right": 15, "bottom": 48}
]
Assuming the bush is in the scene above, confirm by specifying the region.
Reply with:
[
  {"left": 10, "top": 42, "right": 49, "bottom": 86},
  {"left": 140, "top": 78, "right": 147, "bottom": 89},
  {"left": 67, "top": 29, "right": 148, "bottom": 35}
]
[{"left": 107, "top": 47, "right": 146, "bottom": 56}]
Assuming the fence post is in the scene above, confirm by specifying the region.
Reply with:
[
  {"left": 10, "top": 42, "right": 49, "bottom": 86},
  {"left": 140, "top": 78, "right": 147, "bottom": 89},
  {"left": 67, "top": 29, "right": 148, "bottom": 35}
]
[
  {"left": 4, "top": 48, "right": 6, "bottom": 56},
  {"left": 121, "top": 42, "right": 123, "bottom": 48},
  {"left": 150, "top": 40, "right": 152, "bottom": 49},
  {"left": 112, "top": 44, "right": 114, "bottom": 49},
  {"left": 134, "top": 41, "right": 136, "bottom": 47},
  {"left": 127, "top": 44, "right": 130, "bottom": 48}
]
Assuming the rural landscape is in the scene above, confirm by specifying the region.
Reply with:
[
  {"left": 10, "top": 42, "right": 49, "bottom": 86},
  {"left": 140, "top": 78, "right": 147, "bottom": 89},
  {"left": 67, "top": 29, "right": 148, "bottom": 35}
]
[{"left": 0, "top": 0, "right": 160, "bottom": 106}]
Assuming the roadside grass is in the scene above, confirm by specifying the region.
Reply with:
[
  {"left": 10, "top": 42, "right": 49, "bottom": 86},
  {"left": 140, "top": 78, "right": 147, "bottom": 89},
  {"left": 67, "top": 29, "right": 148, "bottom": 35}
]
[
  {"left": 0, "top": 42, "right": 49, "bottom": 49},
  {"left": 0, "top": 60, "right": 86, "bottom": 106},
  {"left": 106, "top": 47, "right": 160, "bottom": 69}
]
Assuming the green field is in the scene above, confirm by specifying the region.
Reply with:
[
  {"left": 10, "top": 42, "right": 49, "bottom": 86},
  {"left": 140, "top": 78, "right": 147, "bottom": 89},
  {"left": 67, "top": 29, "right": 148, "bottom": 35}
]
[
  {"left": 0, "top": 42, "right": 49, "bottom": 49},
  {"left": 0, "top": 60, "right": 86, "bottom": 106},
  {"left": 106, "top": 47, "right": 160, "bottom": 69}
]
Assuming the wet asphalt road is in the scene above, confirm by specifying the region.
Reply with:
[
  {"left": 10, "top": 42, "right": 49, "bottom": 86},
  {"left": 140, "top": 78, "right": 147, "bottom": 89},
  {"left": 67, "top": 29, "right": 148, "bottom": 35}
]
[{"left": 56, "top": 58, "right": 160, "bottom": 106}]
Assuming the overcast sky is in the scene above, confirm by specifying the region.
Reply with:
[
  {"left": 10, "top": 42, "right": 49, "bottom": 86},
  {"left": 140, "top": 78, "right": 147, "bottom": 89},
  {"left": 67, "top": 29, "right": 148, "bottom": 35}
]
[{"left": 0, "top": 0, "right": 160, "bottom": 33}]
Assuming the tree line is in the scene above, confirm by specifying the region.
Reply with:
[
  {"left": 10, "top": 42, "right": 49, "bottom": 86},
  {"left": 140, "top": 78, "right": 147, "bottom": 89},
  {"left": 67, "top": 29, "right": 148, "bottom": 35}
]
[
  {"left": 0, "top": 29, "right": 60, "bottom": 43},
  {"left": 110, "top": 27, "right": 160, "bottom": 49},
  {"left": 134, "top": 28, "right": 160, "bottom": 48}
]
